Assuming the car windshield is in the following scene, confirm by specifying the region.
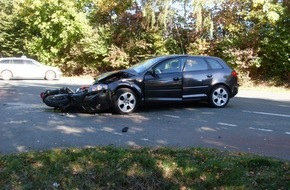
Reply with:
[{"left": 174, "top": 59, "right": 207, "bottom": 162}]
[{"left": 129, "top": 57, "right": 164, "bottom": 73}]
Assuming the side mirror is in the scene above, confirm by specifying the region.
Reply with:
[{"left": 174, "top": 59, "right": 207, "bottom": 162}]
[{"left": 147, "top": 69, "right": 159, "bottom": 77}]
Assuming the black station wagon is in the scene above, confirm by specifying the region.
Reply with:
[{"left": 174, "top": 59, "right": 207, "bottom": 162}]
[{"left": 91, "top": 55, "right": 238, "bottom": 114}]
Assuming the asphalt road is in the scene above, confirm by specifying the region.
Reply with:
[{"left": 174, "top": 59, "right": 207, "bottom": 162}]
[{"left": 1, "top": 78, "right": 290, "bottom": 161}]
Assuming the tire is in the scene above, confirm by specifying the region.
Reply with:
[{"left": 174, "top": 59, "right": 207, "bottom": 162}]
[
  {"left": 113, "top": 88, "right": 138, "bottom": 114},
  {"left": 1, "top": 70, "right": 12, "bottom": 80},
  {"left": 43, "top": 95, "right": 70, "bottom": 108},
  {"left": 208, "top": 85, "right": 230, "bottom": 108},
  {"left": 45, "top": 71, "right": 56, "bottom": 80}
]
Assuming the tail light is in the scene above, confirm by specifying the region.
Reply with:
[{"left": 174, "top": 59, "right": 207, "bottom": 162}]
[
  {"left": 231, "top": 71, "right": 238, "bottom": 77},
  {"left": 40, "top": 92, "right": 46, "bottom": 99}
]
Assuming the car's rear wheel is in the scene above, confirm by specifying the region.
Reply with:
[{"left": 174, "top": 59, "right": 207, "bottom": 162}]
[
  {"left": 1, "top": 70, "right": 12, "bottom": 80},
  {"left": 208, "top": 85, "right": 230, "bottom": 108},
  {"left": 113, "top": 88, "right": 137, "bottom": 114},
  {"left": 45, "top": 71, "right": 56, "bottom": 80}
]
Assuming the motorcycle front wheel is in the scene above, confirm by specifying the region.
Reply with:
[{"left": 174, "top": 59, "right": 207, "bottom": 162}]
[{"left": 43, "top": 95, "right": 70, "bottom": 108}]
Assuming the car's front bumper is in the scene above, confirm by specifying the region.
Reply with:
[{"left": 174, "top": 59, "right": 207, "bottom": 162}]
[{"left": 82, "top": 90, "right": 113, "bottom": 112}]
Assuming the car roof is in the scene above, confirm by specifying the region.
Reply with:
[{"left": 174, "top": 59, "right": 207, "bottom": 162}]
[
  {"left": 150, "top": 54, "right": 222, "bottom": 61},
  {"left": 0, "top": 57, "right": 30, "bottom": 60},
  {"left": 0, "top": 57, "right": 37, "bottom": 63}
]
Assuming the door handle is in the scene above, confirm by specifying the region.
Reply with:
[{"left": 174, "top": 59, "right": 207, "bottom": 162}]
[
  {"left": 207, "top": 74, "right": 213, "bottom": 78},
  {"left": 173, "top": 77, "right": 180, "bottom": 81}
]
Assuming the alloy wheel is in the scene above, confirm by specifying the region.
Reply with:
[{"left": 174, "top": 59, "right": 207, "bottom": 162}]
[
  {"left": 117, "top": 92, "right": 136, "bottom": 113},
  {"left": 211, "top": 87, "right": 229, "bottom": 107}
]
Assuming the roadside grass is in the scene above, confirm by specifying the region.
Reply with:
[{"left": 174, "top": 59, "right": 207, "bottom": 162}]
[{"left": 0, "top": 147, "right": 289, "bottom": 189}]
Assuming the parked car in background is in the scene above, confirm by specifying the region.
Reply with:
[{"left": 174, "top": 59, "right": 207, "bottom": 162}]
[
  {"left": 0, "top": 56, "right": 62, "bottom": 80},
  {"left": 41, "top": 55, "right": 238, "bottom": 114}
]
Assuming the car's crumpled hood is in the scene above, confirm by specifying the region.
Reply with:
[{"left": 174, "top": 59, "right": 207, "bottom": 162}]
[{"left": 93, "top": 69, "right": 137, "bottom": 84}]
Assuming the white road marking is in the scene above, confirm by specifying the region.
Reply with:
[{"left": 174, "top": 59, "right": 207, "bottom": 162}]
[
  {"left": 218, "top": 122, "right": 237, "bottom": 127},
  {"left": 249, "top": 127, "right": 273, "bottom": 132},
  {"left": 279, "top": 105, "right": 290, "bottom": 108},
  {"left": 243, "top": 110, "right": 290, "bottom": 118},
  {"left": 164, "top": 114, "right": 180, "bottom": 118}
]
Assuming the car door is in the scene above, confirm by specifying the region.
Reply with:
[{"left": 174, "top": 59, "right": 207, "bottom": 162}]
[
  {"left": 10, "top": 59, "right": 25, "bottom": 78},
  {"left": 182, "top": 57, "right": 213, "bottom": 99},
  {"left": 23, "top": 59, "right": 44, "bottom": 78},
  {"left": 144, "top": 57, "right": 185, "bottom": 101}
]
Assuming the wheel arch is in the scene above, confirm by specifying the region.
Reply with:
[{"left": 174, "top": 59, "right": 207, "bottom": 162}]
[
  {"left": 45, "top": 70, "right": 56, "bottom": 80},
  {"left": 209, "top": 83, "right": 232, "bottom": 97},
  {"left": 1, "top": 69, "right": 13, "bottom": 79}
]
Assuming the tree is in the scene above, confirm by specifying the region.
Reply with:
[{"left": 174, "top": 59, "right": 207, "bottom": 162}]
[
  {"left": 14, "top": 0, "right": 90, "bottom": 67},
  {"left": 0, "top": 0, "right": 26, "bottom": 57}
]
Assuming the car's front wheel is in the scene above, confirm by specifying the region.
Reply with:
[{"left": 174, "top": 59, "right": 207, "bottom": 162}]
[
  {"left": 113, "top": 88, "right": 138, "bottom": 114},
  {"left": 208, "top": 85, "right": 230, "bottom": 108}
]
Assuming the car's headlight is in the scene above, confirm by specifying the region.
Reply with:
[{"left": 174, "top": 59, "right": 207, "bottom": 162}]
[{"left": 90, "top": 84, "right": 108, "bottom": 92}]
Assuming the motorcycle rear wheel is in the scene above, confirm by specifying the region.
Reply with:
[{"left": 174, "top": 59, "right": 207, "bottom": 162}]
[{"left": 43, "top": 95, "right": 70, "bottom": 108}]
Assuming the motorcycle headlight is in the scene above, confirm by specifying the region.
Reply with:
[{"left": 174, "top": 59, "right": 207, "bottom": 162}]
[{"left": 90, "top": 84, "right": 108, "bottom": 92}]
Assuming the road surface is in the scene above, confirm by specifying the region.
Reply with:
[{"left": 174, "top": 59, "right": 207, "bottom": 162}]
[{"left": 0, "top": 78, "right": 289, "bottom": 160}]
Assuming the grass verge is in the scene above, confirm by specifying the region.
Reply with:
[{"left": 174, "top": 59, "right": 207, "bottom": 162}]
[{"left": 0, "top": 147, "right": 289, "bottom": 190}]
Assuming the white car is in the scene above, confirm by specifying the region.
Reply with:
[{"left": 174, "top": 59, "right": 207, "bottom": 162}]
[{"left": 0, "top": 56, "right": 62, "bottom": 80}]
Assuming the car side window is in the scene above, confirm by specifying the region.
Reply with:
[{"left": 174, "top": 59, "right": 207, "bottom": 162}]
[
  {"left": 183, "top": 58, "right": 208, "bottom": 72},
  {"left": 0, "top": 60, "right": 10, "bottom": 64},
  {"left": 12, "top": 60, "right": 24, "bottom": 65},
  {"left": 154, "top": 58, "right": 182, "bottom": 74},
  {"left": 206, "top": 58, "right": 223, "bottom": 69}
]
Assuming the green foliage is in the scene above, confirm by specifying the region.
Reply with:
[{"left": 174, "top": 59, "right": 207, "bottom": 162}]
[
  {"left": 221, "top": 48, "right": 262, "bottom": 84},
  {"left": 88, "top": 0, "right": 133, "bottom": 25},
  {"left": 0, "top": 0, "right": 289, "bottom": 84},
  {"left": 258, "top": 15, "right": 290, "bottom": 82},
  {"left": 187, "top": 39, "right": 213, "bottom": 55},
  {"left": 214, "top": 0, "right": 289, "bottom": 84},
  {"left": 15, "top": 0, "right": 90, "bottom": 67},
  {"left": 0, "top": 0, "right": 26, "bottom": 57},
  {"left": 103, "top": 45, "right": 130, "bottom": 69}
]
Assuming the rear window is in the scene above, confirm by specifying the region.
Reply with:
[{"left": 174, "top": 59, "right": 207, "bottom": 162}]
[
  {"left": 24, "top": 60, "right": 34, "bottom": 65},
  {"left": 206, "top": 58, "right": 223, "bottom": 69}
]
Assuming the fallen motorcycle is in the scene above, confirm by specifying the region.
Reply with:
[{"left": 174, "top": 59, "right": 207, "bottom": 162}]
[
  {"left": 40, "top": 70, "right": 140, "bottom": 114},
  {"left": 40, "top": 85, "right": 113, "bottom": 114}
]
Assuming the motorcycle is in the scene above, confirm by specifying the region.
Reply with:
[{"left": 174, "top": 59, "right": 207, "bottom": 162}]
[{"left": 40, "top": 84, "right": 113, "bottom": 113}]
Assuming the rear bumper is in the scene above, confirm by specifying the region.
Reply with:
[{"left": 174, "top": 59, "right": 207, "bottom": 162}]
[
  {"left": 55, "top": 72, "right": 62, "bottom": 79},
  {"left": 231, "top": 85, "right": 239, "bottom": 97}
]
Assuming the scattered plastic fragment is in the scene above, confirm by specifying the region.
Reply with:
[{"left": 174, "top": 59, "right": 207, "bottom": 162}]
[{"left": 122, "top": 127, "right": 128, "bottom": 132}]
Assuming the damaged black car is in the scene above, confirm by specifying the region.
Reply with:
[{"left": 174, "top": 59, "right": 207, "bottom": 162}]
[{"left": 40, "top": 55, "right": 239, "bottom": 114}]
